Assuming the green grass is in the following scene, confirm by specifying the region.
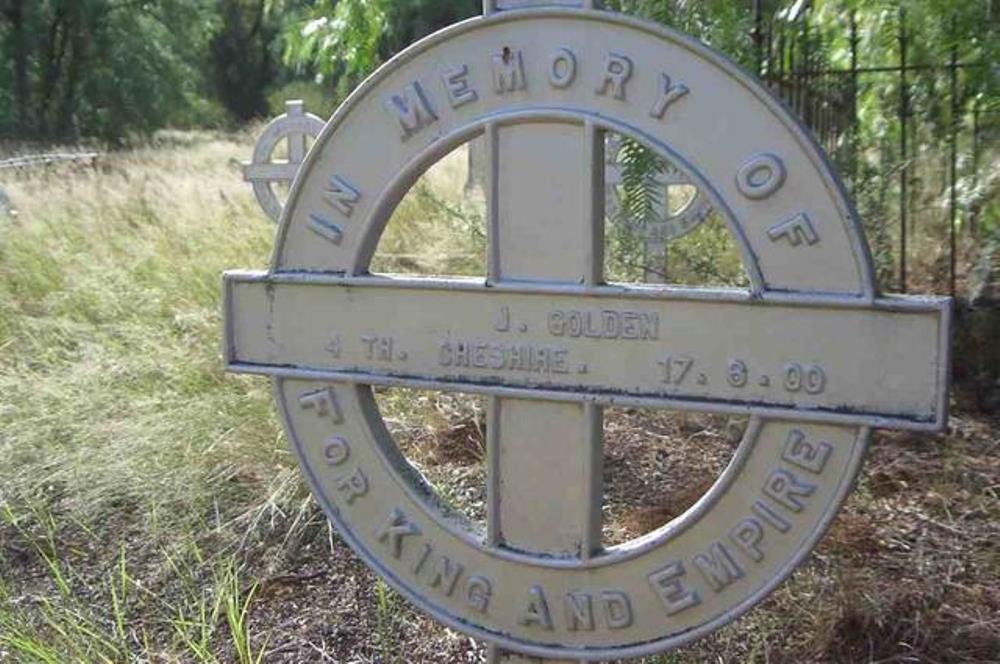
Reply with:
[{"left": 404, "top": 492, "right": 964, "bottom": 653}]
[
  {"left": 0, "top": 131, "right": 285, "bottom": 661},
  {"left": 0, "top": 130, "right": 490, "bottom": 662}
]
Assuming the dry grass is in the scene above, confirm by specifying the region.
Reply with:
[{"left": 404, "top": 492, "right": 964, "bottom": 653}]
[
  {"left": 674, "top": 416, "right": 1000, "bottom": 663},
  {"left": 0, "top": 131, "right": 997, "bottom": 663}
]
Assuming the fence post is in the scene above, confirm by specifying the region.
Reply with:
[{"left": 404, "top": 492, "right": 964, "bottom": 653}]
[
  {"left": 949, "top": 14, "right": 961, "bottom": 297},
  {"left": 777, "top": 22, "right": 786, "bottom": 100},
  {"left": 898, "top": 4, "right": 909, "bottom": 293},
  {"left": 753, "top": 0, "right": 765, "bottom": 77},
  {"left": 971, "top": 102, "right": 981, "bottom": 238},
  {"left": 849, "top": 10, "right": 860, "bottom": 192},
  {"left": 802, "top": 10, "right": 813, "bottom": 128}
]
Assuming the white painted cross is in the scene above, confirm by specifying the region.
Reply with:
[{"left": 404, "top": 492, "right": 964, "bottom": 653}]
[
  {"left": 242, "top": 100, "right": 325, "bottom": 223},
  {"left": 222, "top": 3, "right": 950, "bottom": 661}
]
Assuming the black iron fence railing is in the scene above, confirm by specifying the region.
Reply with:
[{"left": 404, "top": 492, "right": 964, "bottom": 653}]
[{"left": 752, "top": 4, "right": 998, "bottom": 297}]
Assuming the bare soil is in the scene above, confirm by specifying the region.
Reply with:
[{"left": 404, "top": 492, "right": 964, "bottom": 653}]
[{"left": 213, "top": 411, "right": 1000, "bottom": 662}]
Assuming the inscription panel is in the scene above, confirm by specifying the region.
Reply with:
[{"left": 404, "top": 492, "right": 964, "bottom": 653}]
[{"left": 227, "top": 274, "right": 949, "bottom": 429}]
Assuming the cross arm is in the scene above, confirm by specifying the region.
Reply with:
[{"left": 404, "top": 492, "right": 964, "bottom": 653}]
[
  {"left": 224, "top": 271, "right": 950, "bottom": 431},
  {"left": 242, "top": 162, "right": 300, "bottom": 182}
]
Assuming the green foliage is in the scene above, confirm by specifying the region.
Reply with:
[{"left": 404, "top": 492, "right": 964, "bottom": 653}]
[
  {"left": 0, "top": 0, "right": 220, "bottom": 143},
  {"left": 267, "top": 79, "right": 338, "bottom": 118},
  {"left": 209, "top": 0, "right": 283, "bottom": 123},
  {"left": 617, "top": 138, "right": 665, "bottom": 229},
  {"left": 0, "top": 500, "right": 269, "bottom": 663},
  {"left": 374, "top": 579, "right": 402, "bottom": 661},
  {"left": 280, "top": 0, "right": 479, "bottom": 99},
  {"left": 282, "top": 0, "right": 388, "bottom": 99},
  {"left": 606, "top": 0, "right": 759, "bottom": 69}
]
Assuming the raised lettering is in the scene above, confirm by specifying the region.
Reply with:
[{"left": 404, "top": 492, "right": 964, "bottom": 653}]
[
  {"left": 736, "top": 153, "right": 787, "bottom": 200},
  {"left": 768, "top": 212, "right": 820, "bottom": 247},
  {"left": 752, "top": 499, "right": 792, "bottom": 533},
  {"left": 548, "top": 310, "right": 564, "bottom": 335},
  {"left": 428, "top": 555, "right": 464, "bottom": 597},
  {"left": 361, "top": 336, "right": 394, "bottom": 362},
  {"left": 495, "top": 305, "right": 511, "bottom": 332},
  {"left": 693, "top": 541, "right": 744, "bottom": 592},
  {"left": 551, "top": 349, "right": 568, "bottom": 373},
  {"left": 466, "top": 576, "right": 492, "bottom": 615},
  {"left": 621, "top": 312, "right": 640, "bottom": 339},
  {"left": 437, "top": 339, "right": 570, "bottom": 375},
  {"left": 439, "top": 341, "right": 453, "bottom": 367},
  {"left": 376, "top": 508, "right": 421, "bottom": 559},
  {"left": 549, "top": 48, "right": 577, "bottom": 88},
  {"left": 596, "top": 53, "right": 633, "bottom": 100},
  {"left": 492, "top": 48, "right": 526, "bottom": 94},
  {"left": 601, "top": 590, "right": 633, "bottom": 630},
  {"left": 518, "top": 585, "right": 553, "bottom": 631},
  {"left": 384, "top": 82, "right": 438, "bottom": 140},
  {"left": 660, "top": 355, "right": 694, "bottom": 386},
  {"left": 729, "top": 518, "right": 766, "bottom": 562},
  {"left": 763, "top": 469, "right": 816, "bottom": 513},
  {"left": 324, "top": 436, "right": 351, "bottom": 466},
  {"left": 442, "top": 65, "right": 478, "bottom": 109},
  {"left": 564, "top": 592, "right": 594, "bottom": 632},
  {"left": 650, "top": 73, "right": 690, "bottom": 119},
  {"left": 308, "top": 214, "right": 343, "bottom": 245},
  {"left": 649, "top": 561, "right": 701, "bottom": 615},
  {"left": 335, "top": 468, "right": 368, "bottom": 505},
  {"left": 728, "top": 359, "right": 750, "bottom": 388},
  {"left": 299, "top": 387, "right": 343, "bottom": 424},
  {"left": 782, "top": 429, "right": 833, "bottom": 474},
  {"left": 640, "top": 313, "right": 659, "bottom": 340},
  {"left": 412, "top": 542, "right": 433, "bottom": 575},
  {"left": 547, "top": 310, "right": 659, "bottom": 341},
  {"left": 323, "top": 175, "right": 361, "bottom": 217}
]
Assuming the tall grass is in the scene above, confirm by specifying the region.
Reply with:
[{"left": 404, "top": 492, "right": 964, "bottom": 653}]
[
  {"left": 0, "top": 129, "right": 490, "bottom": 661},
  {"left": 0, "top": 130, "right": 284, "bottom": 661},
  {"left": 0, "top": 131, "right": 285, "bottom": 526}
]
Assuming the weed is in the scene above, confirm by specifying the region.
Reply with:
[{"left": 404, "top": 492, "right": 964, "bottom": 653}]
[{"left": 374, "top": 579, "right": 402, "bottom": 663}]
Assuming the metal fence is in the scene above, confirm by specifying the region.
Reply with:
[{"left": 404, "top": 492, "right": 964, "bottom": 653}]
[
  {"left": 751, "top": 3, "right": 997, "bottom": 297},
  {"left": 0, "top": 152, "right": 101, "bottom": 171}
]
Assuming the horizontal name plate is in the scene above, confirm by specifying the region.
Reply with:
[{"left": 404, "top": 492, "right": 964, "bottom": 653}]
[{"left": 224, "top": 272, "right": 950, "bottom": 431}]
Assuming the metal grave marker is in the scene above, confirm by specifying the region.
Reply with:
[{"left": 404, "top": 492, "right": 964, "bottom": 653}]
[
  {"left": 604, "top": 133, "right": 713, "bottom": 283},
  {"left": 222, "top": 3, "right": 952, "bottom": 661},
  {"left": 242, "top": 99, "right": 325, "bottom": 223}
]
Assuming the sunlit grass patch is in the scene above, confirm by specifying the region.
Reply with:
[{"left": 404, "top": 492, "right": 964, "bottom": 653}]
[
  {"left": 0, "top": 132, "right": 283, "bottom": 528},
  {"left": 372, "top": 142, "right": 486, "bottom": 277},
  {"left": 0, "top": 132, "right": 284, "bottom": 660}
]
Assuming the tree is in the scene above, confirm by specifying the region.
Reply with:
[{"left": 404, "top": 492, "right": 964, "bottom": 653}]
[
  {"left": 279, "top": 0, "right": 478, "bottom": 100},
  {"left": 208, "top": 0, "right": 282, "bottom": 122},
  {"left": 0, "top": 0, "right": 217, "bottom": 143}
]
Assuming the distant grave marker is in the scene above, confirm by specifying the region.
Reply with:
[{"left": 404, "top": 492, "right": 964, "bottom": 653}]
[
  {"left": 604, "top": 134, "right": 713, "bottom": 283},
  {"left": 223, "top": 3, "right": 952, "bottom": 661},
  {"left": 242, "top": 100, "right": 325, "bottom": 223}
]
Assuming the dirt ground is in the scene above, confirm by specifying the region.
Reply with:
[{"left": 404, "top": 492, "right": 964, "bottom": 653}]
[{"left": 224, "top": 406, "right": 1000, "bottom": 663}]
